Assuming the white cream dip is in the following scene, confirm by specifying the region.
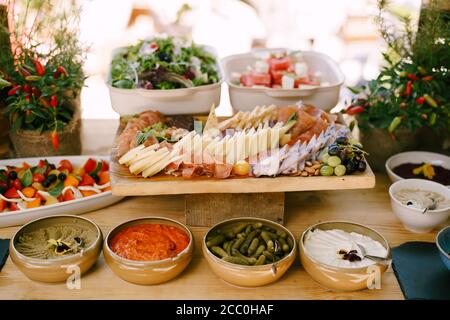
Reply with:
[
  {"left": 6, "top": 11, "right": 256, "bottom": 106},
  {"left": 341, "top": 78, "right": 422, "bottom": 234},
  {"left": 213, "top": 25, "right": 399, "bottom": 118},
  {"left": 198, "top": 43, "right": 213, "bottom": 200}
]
[{"left": 303, "top": 228, "right": 387, "bottom": 268}]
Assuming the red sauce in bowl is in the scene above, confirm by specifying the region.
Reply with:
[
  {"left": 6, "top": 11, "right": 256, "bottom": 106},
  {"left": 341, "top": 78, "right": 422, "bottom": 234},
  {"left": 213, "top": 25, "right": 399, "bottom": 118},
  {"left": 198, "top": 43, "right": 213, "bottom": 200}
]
[{"left": 109, "top": 224, "right": 190, "bottom": 261}]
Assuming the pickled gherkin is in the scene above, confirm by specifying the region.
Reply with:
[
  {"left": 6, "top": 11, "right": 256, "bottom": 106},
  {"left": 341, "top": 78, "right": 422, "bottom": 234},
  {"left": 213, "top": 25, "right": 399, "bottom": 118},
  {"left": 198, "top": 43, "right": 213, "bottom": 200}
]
[{"left": 206, "top": 221, "right": 294, "bottom": 266}]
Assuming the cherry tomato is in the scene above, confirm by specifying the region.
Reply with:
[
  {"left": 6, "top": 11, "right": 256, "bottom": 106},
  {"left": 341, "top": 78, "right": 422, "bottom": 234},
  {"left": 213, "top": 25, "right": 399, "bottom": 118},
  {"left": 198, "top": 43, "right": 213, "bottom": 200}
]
[
  {"left": 5, "top": 188, "right": 20, "bottom": 199},
  {"left": 100, "top": 160, "right": 109, "bottom": 172},
  {"left": 0, "top": 199, "right": 6, "bottom": 211},
  {"left": 233, "top": 160, "right": 251, "bottom": 176},
  {"left": 79, "top": 174, "right": 96, "bottom": 186},
  {"left": 9, "top": 202, "right": 19, "bottom": 211},
  {"left": 11, "top": 179, "right": 22, "bottom": 190},
  {"left": 58, "top": 159, "right": 73, "bottom": 173},
  {"left": 38, "top": 159, "right": 47, "bottom": 168},
  {"left": 268, "top": 57, "right": 290, "bottom": 71},
  {"left": 63, "top": 189, "right": 75, "bottom": 202},
  {"left": 32, "top": 173, "right": 45, "bottom": 183},
  {"left": 251, "top": 73, "right": 272, "bottom": 87},
  {"left": 83, "top": 158, "right": 97, "bottom": 173}
]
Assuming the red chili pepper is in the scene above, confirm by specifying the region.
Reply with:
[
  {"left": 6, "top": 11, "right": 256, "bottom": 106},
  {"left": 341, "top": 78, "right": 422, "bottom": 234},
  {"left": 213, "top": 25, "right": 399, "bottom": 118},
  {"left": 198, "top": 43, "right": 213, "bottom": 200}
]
[
  {"left": 416, "top": 96, "right": 425, "bottom": 104},
  {"left": 7, "top": 85, "right": 22, "bottom": 95},
  {"left": 54, "top": 66, "right": 68, "bottom": 78},
  {"left": 422, "top": 75, "right": 433, "bottom": 81},
  {"left": 51, "top": 131, "right": 59, "bottom": 150},
  {"left": 50, "top": 95, "right": 57, "bottom": 108},
  {"left": 18, "top": 66, "right": 31, "bottom": 77},
  {"left": 346, "top": 105, "right": 365, "bottom": 115},
  {"left": 23, "top": 84, "right": 31, "bottom": 93},
  {"left": 405, "top": 81, "right": 412, "bottom": 96},
  {"left": 31, "top": 58, "right": 45, "bottom": 76},
  {"left": 407, "top": 73, "right": 420, "bottom": 81},
  {"left": 31, "top": 87, "right": 41, "bottom": 98}
]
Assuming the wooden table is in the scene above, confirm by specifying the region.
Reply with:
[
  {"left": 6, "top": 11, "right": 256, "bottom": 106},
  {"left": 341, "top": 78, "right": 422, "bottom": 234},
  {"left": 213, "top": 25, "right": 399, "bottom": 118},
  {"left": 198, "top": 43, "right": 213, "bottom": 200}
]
[{"left": 0, "top": 120, "right": 443, "bottom": 300}]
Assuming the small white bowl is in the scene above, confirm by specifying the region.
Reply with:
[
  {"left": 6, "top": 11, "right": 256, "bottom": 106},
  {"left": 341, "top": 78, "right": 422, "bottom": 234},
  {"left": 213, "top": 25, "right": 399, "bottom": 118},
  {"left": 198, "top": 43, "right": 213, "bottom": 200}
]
[
  {"left": 389, "top": 179, "right": 450, "bottom": 233},
  {"left": 385, "top": 151, "right": 450, "bottom": 186}
]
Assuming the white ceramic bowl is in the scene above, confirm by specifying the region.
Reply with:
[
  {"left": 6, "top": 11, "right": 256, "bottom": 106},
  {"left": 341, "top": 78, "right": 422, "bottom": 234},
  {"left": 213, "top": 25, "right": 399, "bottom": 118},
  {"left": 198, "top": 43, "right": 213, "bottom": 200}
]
[
  {"left": 222, "top": 49, "right": 344, "bottom": 111},
  {"left": 389, "top": 179, "right": 450, "bottom": 233},
  {"left": 107, "top": 45, "right": 223, "bottom": 115},
  {"left": 385, "top": 151, "right": 450, "bottom": 186}
]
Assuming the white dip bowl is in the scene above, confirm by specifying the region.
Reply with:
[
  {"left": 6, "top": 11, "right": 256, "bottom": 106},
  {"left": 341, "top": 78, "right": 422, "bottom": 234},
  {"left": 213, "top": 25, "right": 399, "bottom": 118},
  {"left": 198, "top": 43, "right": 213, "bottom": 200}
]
[{"left": 389, "top": 179, "right": 450, "bottom": 233}]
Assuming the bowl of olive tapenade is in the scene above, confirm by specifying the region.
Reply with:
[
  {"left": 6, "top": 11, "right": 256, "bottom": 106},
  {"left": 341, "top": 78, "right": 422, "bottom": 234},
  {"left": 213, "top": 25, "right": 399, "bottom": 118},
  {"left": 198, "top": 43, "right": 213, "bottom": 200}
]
[
  {"left": 9, "top": 215, "right": 102, "bottom": 283},
  {"left": 203, "top": 217, "right": 297, "bottom": 287},
  {"left": 386, "top": 151, "right": 450, "bottom": 186}
]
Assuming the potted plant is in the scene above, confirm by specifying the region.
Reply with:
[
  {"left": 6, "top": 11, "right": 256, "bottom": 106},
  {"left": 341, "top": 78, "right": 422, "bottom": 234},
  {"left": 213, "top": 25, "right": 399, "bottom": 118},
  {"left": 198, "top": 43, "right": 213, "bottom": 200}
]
[
  {"left": 0, "top": 0, "right": 85, "bottom": 157},
  {"left": 343, "top": 0, "right": 450, "bottom": 171}
]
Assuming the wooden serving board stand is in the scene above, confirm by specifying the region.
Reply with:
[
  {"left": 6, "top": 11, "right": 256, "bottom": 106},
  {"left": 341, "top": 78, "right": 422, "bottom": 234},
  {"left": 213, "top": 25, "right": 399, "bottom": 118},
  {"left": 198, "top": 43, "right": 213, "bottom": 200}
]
[{"left": 110, "top": 117, "right": 376, "bottom": 226}]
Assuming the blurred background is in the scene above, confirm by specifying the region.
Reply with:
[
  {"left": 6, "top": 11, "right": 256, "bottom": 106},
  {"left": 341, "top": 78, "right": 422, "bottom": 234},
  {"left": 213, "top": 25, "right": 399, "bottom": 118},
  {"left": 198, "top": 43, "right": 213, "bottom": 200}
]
[{"left": 78, "top": 0, "right": 423, "bottom": 119}]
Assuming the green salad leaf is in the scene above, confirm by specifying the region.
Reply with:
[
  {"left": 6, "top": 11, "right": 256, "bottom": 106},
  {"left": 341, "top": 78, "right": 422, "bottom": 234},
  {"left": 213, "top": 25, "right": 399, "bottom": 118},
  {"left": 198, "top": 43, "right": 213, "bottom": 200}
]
[{"left": 110, "top": 37, "right": 219, "bottom": 90}]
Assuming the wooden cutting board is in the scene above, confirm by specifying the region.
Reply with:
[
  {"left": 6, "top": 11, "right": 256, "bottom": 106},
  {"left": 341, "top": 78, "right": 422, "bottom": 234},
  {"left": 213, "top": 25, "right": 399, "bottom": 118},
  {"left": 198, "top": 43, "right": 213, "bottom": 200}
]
[{"left": 109, "top": 116, "right": 376, "bottom": 196}]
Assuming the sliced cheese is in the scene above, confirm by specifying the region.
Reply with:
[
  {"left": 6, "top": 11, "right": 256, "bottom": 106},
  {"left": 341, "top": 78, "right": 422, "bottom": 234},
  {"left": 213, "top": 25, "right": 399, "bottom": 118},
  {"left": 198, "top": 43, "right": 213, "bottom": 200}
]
[
  {"left": 130, "top": 144, "right": 160, "bottom": 164},
  {"left": 129, "top": 147, "right": 168, "bottom": 175},
  {"left": 118, "top": 144, "right": 145, "bottom": 165}
]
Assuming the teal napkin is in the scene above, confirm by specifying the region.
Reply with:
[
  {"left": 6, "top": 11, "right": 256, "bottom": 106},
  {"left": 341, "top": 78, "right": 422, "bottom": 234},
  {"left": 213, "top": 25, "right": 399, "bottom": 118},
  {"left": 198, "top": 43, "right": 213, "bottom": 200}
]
[
  {"left": 0, "top": 239, "right": 9, "bottom": 272},
  {"left": 392, "top": 242, "right": 450, "bottom": 300}
]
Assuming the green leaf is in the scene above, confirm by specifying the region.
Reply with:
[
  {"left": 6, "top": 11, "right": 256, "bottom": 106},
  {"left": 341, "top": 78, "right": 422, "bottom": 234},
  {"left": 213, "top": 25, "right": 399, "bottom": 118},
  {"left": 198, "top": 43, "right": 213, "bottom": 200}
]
[
  {"left": 48, "top": 181, "right": 65, "bottom": 197},
  {"left": 19, "top": 169, "right": 33, "bottom": 187},
  {"left": 91, "top": 162, "right": 103, "bottom": 175}
]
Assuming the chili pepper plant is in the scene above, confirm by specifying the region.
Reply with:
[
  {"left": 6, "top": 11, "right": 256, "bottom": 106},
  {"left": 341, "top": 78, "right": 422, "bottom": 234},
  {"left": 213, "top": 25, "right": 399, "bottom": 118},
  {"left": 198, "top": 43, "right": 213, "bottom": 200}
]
[
  {"left": 0, "top": 0, "right": 85, "bottom": 150},
  {"left": 344, "top": 0, "right": 449, "bottom": 141}
]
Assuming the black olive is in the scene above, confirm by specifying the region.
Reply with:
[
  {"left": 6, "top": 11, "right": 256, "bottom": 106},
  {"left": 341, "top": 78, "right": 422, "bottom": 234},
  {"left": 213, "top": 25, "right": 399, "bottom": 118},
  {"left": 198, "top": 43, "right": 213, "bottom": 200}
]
[
  {"left": 8, "top": 171, "right": 17, "bottom": 180},
  {"left": 346, "top": 160, "right": 359, "bottom": 174},
  {"left": 58, "top": 173, "right": 67, "bottom": 181},
  {"left": 42, "top": 179, "right": 51, "bottom": 188},
  {"left": 48, "top": 174, "right": 57, "bottom": 183},
  {"left": 336, "top": 136, "right": 348, "bottom": 145},
  {"left": 358, "top": 161, "right": 367, "bottom": 172},
  {"left": 328, "top": 144, "right": 340, "bottom": 156},
  {"left": 90, "top": 173, "right": 99, "bottom": 183},
  {"left": 406, "top": 201, "right": 413, "bottom": 206},
  {"left": 49, "top": 164, "right": 56, "bottom": 170}
]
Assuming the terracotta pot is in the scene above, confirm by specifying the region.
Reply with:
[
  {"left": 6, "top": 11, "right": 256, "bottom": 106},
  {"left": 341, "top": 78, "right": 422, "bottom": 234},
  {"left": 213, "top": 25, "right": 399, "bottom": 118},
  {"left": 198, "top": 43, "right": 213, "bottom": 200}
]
[
  {"left": 9, "top": 97, "right": 82, "bottom": 157},
  {"left": 359, "top": 125, "right": 418, "bottom": 172}
]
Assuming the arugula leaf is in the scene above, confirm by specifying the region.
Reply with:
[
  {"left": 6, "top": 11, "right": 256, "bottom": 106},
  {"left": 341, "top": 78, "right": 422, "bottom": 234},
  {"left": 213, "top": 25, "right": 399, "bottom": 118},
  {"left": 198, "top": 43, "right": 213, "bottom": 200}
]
[
  {"left": 18, "top": 169, "right": 33, "bottom": 187},
  {"left": 48, "top": 181, "right": 65, "bottom": 197},
  {"left": 91, "top": 162, "right": 103, "bottom": 175}
]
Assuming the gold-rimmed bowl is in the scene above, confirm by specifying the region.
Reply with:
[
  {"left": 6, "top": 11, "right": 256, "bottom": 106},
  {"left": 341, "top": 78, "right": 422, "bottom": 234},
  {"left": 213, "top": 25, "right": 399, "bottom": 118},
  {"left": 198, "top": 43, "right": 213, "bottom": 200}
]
[
  {"left": 103, "top": 217, "right": 194, "bottom": 285},
  {"left": 203, "top": 217, "right": 297, "bottom": 287},
  {"left": 9, "top": 215, "right": 103, "bottom": 283},
  {"left": 299, "top": 221, "right": 391, "bottom": 291}
]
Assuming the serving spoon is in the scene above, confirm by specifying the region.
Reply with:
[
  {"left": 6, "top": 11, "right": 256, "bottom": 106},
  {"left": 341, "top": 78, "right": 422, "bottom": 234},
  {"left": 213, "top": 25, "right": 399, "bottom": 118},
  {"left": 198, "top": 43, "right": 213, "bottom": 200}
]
[{"left": 355, "top": 243, "right": 391, "bottom": 265}]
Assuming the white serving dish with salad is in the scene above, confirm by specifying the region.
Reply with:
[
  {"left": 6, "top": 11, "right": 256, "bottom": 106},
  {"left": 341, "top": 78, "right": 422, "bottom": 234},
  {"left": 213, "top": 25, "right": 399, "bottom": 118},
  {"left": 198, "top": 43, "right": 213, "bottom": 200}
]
[
  {"left": 107, "top": 37, "right": 223, "bottom": 115},
  {"left": 0, "top": 156, "right": 124, "bottom": 228},
  {"left": 222, "top": 48, "right": 344, "bottom": 111}
]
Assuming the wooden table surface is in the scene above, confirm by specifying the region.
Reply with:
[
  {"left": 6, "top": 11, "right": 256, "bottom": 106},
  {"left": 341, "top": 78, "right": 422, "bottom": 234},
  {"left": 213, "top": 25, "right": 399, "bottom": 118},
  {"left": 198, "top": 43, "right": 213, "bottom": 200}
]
[{"left": 0, "top": 120, "right": 443, "bottom": 300}]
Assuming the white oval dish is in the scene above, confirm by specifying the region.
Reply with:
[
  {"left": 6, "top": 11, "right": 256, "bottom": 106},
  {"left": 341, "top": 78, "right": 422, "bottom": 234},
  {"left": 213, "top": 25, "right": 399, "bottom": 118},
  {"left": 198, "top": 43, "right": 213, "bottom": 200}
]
[
  {"left": 107, "top": 45, "right": 223, "bottom": 116},
  {"left": 222, "top": 49, "right": 344, "bottom": 111},
  {"left": 385, "top": 151, "right": 450, "bottom": 187},
  {"left": 0, "top": 156, "right": 124, "bottom": 228},
  {"left": 388, "top": 179, "right": 450, "bottom": 233}
]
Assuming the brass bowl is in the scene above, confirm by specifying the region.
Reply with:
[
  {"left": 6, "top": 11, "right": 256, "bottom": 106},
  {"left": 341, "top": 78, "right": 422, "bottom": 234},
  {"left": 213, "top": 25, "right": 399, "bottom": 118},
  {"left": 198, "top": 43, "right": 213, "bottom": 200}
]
[
  {"left": 299, "top": 221, "right": 391, "bottom": 291},
  {"left": 103, "top": 217, "right": 194, "bottom": 285},
  {"left": 9, "top": 215, "right": 103, "bottom": 283},
  {"left": 203, "top": 217, "right": 297, "bottom": 287}
]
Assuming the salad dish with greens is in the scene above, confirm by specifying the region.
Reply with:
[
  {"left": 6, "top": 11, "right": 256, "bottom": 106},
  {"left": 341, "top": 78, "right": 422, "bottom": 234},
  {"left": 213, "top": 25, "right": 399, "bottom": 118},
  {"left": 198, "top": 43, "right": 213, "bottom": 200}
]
[{"left": 110, "top": 37, "right": 220, "bottom": 90}]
